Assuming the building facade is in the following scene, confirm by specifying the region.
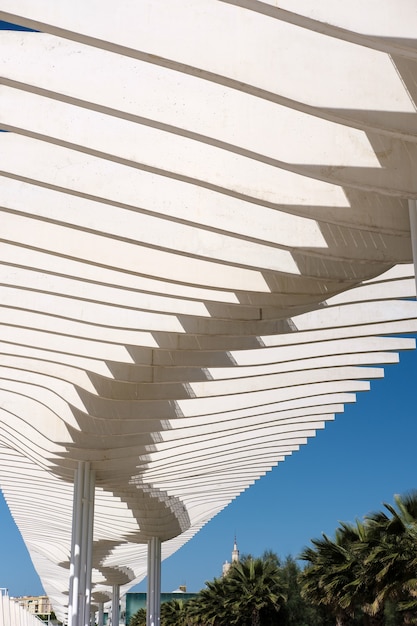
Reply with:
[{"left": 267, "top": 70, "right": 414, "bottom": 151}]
[{"left": 12, "top": 595, "right": 52, "bottom": 616}]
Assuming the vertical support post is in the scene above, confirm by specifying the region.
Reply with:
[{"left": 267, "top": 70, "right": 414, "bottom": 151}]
[
  {"left": 112, "top": 585, "right": 120, "bottom": 626},
  {"left": 79, "top": 462, "right": 90, "bottom": 626},
  {"left": 85, "top": 469, "right": 96, "bottom": 626},
  {"left": 147, "top": 537, "right": 161, "bottom": 626},
  {"left": 69, "top": 462, "right": 85, "bottom": 626},
  {"left": 409, "top": 200, "right": 417, "bottom": 297},
  {"left": 68, "top": 462, "right": 95, "bottom": 626},
  {"left": 97, "top": 603, "right": 104, "bottom": 626}
]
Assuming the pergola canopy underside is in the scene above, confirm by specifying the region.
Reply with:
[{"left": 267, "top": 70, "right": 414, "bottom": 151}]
[{"left": 1, "top": 1, "right": 417, "bottom": 621}]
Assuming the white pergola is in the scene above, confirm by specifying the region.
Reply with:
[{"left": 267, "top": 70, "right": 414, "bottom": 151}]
[{"left": 1, "top": 2, "right": 417, "bottom": 625}]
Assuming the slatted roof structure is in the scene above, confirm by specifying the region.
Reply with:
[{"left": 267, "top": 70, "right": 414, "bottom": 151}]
[{"left": 1, "top": 1, "right": 417, "bottom": 623}]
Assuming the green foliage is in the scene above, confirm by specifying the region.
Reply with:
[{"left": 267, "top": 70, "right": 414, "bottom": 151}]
[
  {"left": 225, "top": 556, "right": 287, "bottom": 626},
  {"left": 280, "top": 555, "right": 316, "bottom": 626},
  {"left": 128, "top": 494, "right": 417, "bottom": 626},
  {"left": 37, "top": 613, "right": 59, "bottom": 625},
  {"left": 299, "top": 491, "right": 417, "bottom": 626},
  {"left": 188, "top": 577, "right": 233, "bottom": 626},
  {"left": 188, "top": 560, "right": 283, "bottom": 626},
  {"left": 129, "top": 606, "right": 146, "bottom": 626},
  {"left": 161, "top": 599, "right": 191, "bottom": 626},
  {"left": 129, "top": 600, "right": 194, "bottom": 626}
]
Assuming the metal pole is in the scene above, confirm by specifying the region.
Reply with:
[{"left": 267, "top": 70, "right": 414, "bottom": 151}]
[
  {"left": 408, "top": 199, "right": 417, "bottom": 297},
  {"left": 146, "top": 537, "right": 161, "bottom": 626}
]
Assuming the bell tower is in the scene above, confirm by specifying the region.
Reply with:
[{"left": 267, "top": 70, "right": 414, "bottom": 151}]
[
  {"left": 232, "top": 536, "right": 239, "bottom": 563},
  {"left": 222, "top": 537, "right": 239, "bottom": 576}
]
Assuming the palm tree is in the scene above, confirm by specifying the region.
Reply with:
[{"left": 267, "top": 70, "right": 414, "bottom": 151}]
[
  {"left": 280, "top": 554, "right": 333, "bottom": 626},
  {"left": 363, "top": 492, "right": 417, "bottom": 624},
  {"left": 336, "top": 521, "right": 388, "bottom": 626},
  {"left": 161, "top": 598, "right": 191, "bottom": 626},
  {"left": 188, "top": 577, "right": 232, "bottom": 626},
  {"left": 261, "top": 549, "right": 281, "bottom": 568},
  {"left": 300, "top": 491, "right": 417, "bottom": 626},
  {"left": 225, "top": 556, "right": 287, "bottom": 626},
  {"left": 299, "top": 521, "right": 366, "bottom": 626},
  {"left": 129, "top": 607, "right": 147, "bottom": 626}
]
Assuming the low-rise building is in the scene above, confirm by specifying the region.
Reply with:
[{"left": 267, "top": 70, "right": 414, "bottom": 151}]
[{"left": 12, "top": 595, "right": 52, "bottom": 616}]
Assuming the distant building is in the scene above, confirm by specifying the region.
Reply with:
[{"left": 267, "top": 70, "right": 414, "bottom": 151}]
[
  {"left": 222, "top": 537, "right": 239, "bottom": 576},
  {"left": 12, "top": 595, "right": 52, "bottom": 616},
  {"left": 123, "top": 590, "right": 198, "bottom": 625}
]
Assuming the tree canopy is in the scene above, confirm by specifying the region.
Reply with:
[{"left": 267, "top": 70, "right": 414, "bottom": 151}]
[{"left": 129, "top": 492, "right": 417, "bottom": 626}]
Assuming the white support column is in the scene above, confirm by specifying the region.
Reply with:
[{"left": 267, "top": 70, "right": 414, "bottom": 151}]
[
  {"left": 79, "top": 462, "right": 90, "bottom": 626},
  {"left": 147, "top": 537, "right": 161, "bottom": 626},
  {"left": 69, "top": 462, "right": 85, "bottom": 626},
  {"left": 68, "top": 462, "right": 95, "bottom": 626},
  {"left": 97, "top": 603, "right": 104, "bottom": 626},
  {"left": 84, "top": 469, "right": 95, "bottom": 626},
  {"left": 408, "top": 199, "right": 417, "bottom": 296},
  {"left": 112, "top": 585, "right": 120, "bottom": 626}
]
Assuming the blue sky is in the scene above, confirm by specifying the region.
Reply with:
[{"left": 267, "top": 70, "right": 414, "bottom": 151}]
[{"left": 1, "top": 338, "right": 416, "bottom": 597}]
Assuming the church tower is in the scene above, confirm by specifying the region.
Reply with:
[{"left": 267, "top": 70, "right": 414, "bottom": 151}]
[
  {"left": 222, "top": 537, "right": 239, "bottom": 576},
  {"left": 231, "top": 536, "right": 239, "bottom": 563}
]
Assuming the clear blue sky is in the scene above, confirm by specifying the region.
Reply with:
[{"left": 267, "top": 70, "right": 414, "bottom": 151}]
[{"left": 1, "top": 338, "right": 416, "bottom": 597}]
